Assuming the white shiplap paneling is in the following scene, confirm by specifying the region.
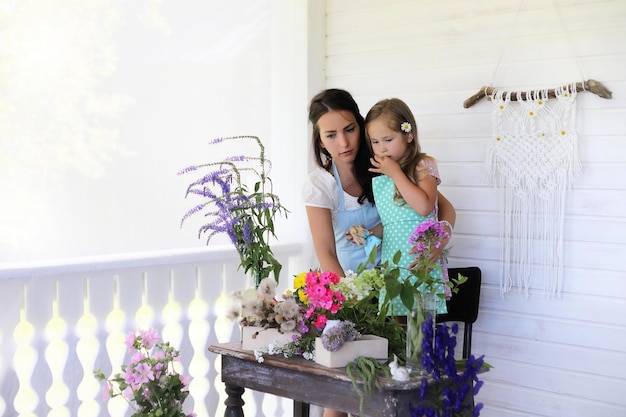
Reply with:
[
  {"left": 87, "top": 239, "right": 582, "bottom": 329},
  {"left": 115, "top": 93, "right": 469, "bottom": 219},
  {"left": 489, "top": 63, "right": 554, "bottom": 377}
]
[{"left": 321, "top": 0, "right": 626, "bottom": 416}]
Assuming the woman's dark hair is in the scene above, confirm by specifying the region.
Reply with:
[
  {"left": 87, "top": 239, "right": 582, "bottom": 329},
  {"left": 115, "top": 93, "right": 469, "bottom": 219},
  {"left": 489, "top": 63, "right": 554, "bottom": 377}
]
[{"left": 308, "top": 88, "right": 375, "bottom": 204}]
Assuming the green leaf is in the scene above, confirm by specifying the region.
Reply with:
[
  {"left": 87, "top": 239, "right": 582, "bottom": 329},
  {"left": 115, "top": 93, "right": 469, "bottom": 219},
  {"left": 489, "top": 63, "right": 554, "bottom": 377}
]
[
  {"left": 392, "top": 250, "right": 402, "bottom": 264},
  {"left": 399, "top": 285, "right": 415, "bottom": 310}
]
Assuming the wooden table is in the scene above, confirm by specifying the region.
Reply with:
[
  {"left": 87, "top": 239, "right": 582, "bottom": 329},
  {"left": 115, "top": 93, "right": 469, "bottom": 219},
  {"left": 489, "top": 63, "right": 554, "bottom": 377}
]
[{"left": 209, "top": 343, "right": 476, "bottom": 417}]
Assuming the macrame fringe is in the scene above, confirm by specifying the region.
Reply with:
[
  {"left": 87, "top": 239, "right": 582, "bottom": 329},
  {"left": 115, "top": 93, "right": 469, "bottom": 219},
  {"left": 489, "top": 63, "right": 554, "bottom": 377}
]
[{"left": 486, "top": 84, "right": 581, "bottom": 297}]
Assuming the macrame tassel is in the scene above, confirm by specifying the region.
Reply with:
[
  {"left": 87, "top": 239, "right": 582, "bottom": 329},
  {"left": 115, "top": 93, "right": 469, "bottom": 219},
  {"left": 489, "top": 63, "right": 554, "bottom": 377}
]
[{"left": 486, "top": 85, "right": 581, "bottom": 296}]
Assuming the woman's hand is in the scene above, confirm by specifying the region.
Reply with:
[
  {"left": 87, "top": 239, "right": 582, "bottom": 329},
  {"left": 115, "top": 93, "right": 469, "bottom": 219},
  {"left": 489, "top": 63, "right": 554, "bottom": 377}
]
[{"left": 346, "top": 224, "right": 367, "bottom": 245}]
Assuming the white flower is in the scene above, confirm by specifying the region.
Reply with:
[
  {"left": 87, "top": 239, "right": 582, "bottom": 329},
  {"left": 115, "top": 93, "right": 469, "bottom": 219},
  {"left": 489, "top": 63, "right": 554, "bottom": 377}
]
[
  {"left": 267, "top": 342, "right": 279, "bottom": 355},
  {"left": 274, "top": 295, "right": 299, "bottom": 319},
  {"left": 257, "top": 277, "right": 277, "bottom": 299},
  {"left": 400, "top": 121, "right": 412, "bottom": 133},
  {"left": 254, "top": 348, "right": 266, "bottom": 363},
  {"left": 280, "top": 319, "right": 297, "bottom": 332}
]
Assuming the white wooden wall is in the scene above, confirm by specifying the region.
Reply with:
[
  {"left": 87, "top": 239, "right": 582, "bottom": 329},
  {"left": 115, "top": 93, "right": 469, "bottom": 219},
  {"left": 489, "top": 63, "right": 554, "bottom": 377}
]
[{"left": 316, "top": 0, "right": 626, "bottom": 416}]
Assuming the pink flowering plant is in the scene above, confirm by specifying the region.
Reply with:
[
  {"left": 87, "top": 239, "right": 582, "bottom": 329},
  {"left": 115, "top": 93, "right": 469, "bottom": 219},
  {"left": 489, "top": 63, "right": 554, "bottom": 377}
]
[
  {"left": 382, "top": 218, "right": 465, "bottom": 311},
  {"left": 94, "top": 328, "right": 195, "bottom": 417},
  {"left": 297, "top": 270, "right": 345, "bottom": 330}
]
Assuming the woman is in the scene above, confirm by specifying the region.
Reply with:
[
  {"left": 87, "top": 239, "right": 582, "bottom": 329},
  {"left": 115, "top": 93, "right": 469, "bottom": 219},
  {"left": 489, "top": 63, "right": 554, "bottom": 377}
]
[{"left": 302, "top": 89, "right": 456, "bottom": 417}]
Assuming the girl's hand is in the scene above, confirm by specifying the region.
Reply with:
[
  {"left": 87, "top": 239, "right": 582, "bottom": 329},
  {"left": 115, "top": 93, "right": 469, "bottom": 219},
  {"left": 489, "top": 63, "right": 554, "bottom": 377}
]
[{"left": 369, "top": 155, "right": 402, "bottom": 178}]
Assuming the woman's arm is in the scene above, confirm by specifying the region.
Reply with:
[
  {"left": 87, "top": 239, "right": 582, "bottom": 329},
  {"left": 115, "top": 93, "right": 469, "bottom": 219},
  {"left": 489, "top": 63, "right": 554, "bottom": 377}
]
[
  {"left": 305, "top": 206, "right": 346, "bottom": 277},
  {"left": 437, "top": 191, "right": 456, "bottom": 233},
  {"left": 431, "top": 191, "right": 456, "bottom": 260}
]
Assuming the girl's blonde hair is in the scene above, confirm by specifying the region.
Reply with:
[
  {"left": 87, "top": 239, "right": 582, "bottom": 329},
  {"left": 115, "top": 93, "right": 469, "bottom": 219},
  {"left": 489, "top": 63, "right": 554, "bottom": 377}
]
[{"left": 365, "top": 98, "right": 429, "bottom": 202}]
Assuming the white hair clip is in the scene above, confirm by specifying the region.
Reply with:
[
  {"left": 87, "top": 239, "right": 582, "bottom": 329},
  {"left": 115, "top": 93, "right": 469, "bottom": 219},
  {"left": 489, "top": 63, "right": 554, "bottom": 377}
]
[{"left": 400, "top": 122, "right": 412, "bottom": 133}]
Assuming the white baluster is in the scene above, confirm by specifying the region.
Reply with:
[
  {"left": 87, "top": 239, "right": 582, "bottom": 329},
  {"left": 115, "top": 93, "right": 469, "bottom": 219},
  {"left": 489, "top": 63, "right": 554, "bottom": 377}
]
[
  {"left": 105, "top": 277, "right": 128, "bottom": 416},
  {"left": 162, "top": 270, "right": 183, "bottom": 375},
  {"left": 45, "top": 281, "right": 70, "bottom": 417},
  {"left": 135, "top": 272, "right": 154, "bottom": 331},
  {"left": 188, "top": 267, "right": 210, "bottom": 417},
  {"left": 0, "top": 328, "right": 6, "bottom": 416},
  {"left": 76, "top": 279, "right": 100, "bottom": 417},
  {"left": 13, "top": 285, "right": 38, "bottom": 417}
]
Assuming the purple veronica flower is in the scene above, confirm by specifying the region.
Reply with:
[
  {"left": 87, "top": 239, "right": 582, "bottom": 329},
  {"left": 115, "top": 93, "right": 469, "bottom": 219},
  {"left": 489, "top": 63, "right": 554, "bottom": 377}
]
[
  {"left": 208, "top": 137, "right": 224, "bottom": 144},
  {"left": 225, "top": 155, "right": 247, "bottom": 162},
  {"left": 180, "top": 136, "right": 288, "bottom": 283}
]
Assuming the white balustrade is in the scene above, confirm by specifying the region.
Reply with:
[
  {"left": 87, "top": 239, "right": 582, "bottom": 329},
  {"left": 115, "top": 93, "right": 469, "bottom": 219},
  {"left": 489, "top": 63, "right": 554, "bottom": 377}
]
[{"left": 0, "top": 243, "right": 304, "bottom": 417}]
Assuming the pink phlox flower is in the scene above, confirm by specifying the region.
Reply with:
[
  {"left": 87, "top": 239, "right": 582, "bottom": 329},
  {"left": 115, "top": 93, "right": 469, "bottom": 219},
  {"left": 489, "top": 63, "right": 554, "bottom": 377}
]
[
  {"left": 125, "top": 331, "right": 138, "bottom": 351},
  {"left": 308, "top": 283, "right": 327, "bottom": 299},
  {"left": 318, "top": 271, "right": 332, "bottom": 285},
  {"left": 312, "top": 313, "right": 328, "bottom": 329},
  {"left": 305, "top": 271, "right": 320, "bottom": 286},
  {"left": 329, "top": 293, "right": 345, "bottom": 314},
  {"left": 141, "top": 387, "right": 150, "bottom": 400},
  {"left": 323, "top": 271, "right": 341, "bottom": 284},
  {"left": 139, "top": 328, "right": 159, "bottom": 349}
]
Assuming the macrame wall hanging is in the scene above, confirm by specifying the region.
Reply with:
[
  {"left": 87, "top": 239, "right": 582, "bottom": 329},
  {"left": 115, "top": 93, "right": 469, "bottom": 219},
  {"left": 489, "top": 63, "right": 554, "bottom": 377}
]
[{"left": 463, "top": 1, "right": 612, "bottom": 297}]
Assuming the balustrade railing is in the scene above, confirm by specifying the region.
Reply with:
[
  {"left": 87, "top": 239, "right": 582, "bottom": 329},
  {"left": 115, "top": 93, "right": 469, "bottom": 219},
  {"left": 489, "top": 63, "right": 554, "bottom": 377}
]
[{"left": 0, "top": 243, "right": 305, "bottom": 417}]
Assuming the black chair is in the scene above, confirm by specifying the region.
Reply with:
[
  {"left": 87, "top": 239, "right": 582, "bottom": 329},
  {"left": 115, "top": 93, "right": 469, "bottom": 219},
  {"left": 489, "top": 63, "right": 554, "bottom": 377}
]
[{"left": 436, "top": 266, "right": 482, "bottom": 359}]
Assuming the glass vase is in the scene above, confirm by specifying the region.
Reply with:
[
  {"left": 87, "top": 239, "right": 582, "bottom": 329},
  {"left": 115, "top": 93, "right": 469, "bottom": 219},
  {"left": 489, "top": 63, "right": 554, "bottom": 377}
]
[{"left": 405, "top": 290, "right": 438, "bottom": 374}]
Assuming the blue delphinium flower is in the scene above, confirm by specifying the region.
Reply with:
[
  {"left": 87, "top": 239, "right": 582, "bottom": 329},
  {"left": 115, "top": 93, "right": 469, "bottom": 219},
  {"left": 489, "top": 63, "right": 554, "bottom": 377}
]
[{"left": 408, "top": 322, "right": 485, "bottom": 417}]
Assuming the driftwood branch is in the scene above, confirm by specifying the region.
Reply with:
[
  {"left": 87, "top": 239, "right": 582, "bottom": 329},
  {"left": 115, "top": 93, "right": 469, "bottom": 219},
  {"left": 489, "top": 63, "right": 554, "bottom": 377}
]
[{"left": 463, "top": 79, "right": 612, "bottom": 108}]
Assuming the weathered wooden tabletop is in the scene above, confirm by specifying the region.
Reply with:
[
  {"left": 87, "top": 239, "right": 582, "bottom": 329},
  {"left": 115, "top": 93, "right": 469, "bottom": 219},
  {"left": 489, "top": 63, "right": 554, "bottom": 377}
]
[{"left": 209, "top": 343, "right": 470, "bottom": 417}]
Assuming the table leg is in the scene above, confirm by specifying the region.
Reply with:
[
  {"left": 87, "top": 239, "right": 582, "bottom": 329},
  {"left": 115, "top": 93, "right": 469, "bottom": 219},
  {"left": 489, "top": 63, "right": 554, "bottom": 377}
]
[
  {"left": 224, "top": 383, "right": 245, "bottom": 417},
  {"left": 293, "top": 401, "right": 310, "bottom": 417}
]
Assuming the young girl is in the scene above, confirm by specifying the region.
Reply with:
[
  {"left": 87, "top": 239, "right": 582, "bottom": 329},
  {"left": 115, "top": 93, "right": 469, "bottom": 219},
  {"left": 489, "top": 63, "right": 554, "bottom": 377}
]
[{"left": 365, "top": 97, "right": 450, "bottom": 316}]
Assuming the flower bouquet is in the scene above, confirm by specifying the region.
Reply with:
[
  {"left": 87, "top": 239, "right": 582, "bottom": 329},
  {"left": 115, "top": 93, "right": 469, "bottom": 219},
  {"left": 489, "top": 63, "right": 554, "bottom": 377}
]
[
  {"left": 244, "top": 269, "right": 395, "bottom": 366},
  {"left": 94, "top": 328, "right": 195, "bottom": 417},
  {"left": 179, "top": 135, "right": 289, "bottom": 286},
  {"left": 229, "top": 277, "right": 302, "bottom": 350}
]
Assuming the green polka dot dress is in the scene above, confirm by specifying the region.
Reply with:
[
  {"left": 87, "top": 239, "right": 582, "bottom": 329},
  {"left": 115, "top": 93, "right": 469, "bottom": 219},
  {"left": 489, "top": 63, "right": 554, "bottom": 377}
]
[{"left": 373, "top": 174, "right": 447, "bottom": 316}]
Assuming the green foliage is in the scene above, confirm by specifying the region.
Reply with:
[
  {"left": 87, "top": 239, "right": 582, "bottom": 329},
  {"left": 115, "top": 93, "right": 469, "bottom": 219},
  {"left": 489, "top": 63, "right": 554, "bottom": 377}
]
[{"left": 345, "top": 356, "right": 391, "bottom": 416}]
